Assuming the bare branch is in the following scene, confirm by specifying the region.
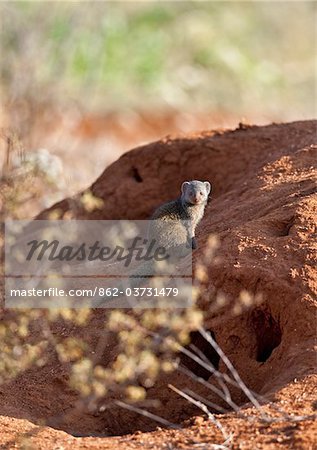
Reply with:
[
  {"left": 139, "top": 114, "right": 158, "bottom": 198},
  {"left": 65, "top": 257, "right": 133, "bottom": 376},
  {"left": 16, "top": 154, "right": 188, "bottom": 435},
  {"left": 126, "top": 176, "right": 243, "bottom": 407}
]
[
  {"left": 115, "top": 400, "right": 181, "bottom": 429},
  {"left": 178, "top": 365, "right": 240, "bottom": 412},
  {"left": 199, "top": 328, "right": 263, "bottom": 414},
  {"left": 168, "top": 384, "right": 230, "bottom": 442},
  {"left": 184, "top": 388, "right": 229, "bottom": 414}
]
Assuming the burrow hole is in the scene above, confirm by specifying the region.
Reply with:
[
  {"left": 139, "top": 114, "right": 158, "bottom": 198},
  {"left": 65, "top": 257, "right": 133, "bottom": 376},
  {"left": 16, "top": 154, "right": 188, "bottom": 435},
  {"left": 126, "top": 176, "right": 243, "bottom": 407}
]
[
  {"left": 275, "top": 216, "right": 295, "bottom": 237},
  {"left": 131, "top": 166, "right": 143, "bottom": 182},
  {"left": 180, "top": 330, "right": 220, "bottom": 380},
  {"left": 252, "top": 309, "right": 282, "bottom": 362}
]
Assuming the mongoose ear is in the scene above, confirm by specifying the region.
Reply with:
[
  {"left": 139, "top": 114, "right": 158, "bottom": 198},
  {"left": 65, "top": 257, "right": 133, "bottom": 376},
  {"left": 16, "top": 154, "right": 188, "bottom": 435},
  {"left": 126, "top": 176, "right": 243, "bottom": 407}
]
[
  {"left": 181, "top": 181, "right": 190, "bottom": 194},
  {"left": 204, "top": 181, "right": 211, "bottom": 195}
]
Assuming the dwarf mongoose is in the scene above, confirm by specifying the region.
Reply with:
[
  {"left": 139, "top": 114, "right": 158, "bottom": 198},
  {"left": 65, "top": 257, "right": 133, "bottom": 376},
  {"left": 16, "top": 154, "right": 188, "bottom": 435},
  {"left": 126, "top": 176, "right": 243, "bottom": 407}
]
[
  {"left": 93, "top": 180, "right": 211, "bottom": 306},
  {"left": 149, "top": 180, "right": 211, "bottom": 251}
]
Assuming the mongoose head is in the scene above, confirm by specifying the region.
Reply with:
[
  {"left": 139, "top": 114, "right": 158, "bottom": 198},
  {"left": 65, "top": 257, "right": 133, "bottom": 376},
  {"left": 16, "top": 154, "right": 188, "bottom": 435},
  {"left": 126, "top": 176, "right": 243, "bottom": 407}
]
[{"left": 181, "top": 180, "right": 211, "bottom": 205}]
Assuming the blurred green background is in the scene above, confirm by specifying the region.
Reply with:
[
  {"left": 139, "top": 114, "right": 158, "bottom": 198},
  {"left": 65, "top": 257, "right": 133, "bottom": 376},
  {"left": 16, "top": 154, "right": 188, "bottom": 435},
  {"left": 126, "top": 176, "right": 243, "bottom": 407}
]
[
  {"left": 0, "top": 1, "right": 316, "bottom": 211},
  {"left": 1, "top": 1, "right": 315, "bottom": 117}
]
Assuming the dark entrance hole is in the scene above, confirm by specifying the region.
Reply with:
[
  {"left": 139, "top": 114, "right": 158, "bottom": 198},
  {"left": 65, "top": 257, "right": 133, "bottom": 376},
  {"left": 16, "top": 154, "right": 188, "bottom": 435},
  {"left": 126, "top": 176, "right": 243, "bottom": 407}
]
[
  {"left": 252, "top": 309, "right": 282, "bottom": 362},
  {"left": 180, "top": 330, "right": 220, "bottom": 380},
  {"left": 131, "top": 166, "right": 143, "bottom": 182},
  {"left": 275, "top": 216, "right": 295, "bottom": 237}
]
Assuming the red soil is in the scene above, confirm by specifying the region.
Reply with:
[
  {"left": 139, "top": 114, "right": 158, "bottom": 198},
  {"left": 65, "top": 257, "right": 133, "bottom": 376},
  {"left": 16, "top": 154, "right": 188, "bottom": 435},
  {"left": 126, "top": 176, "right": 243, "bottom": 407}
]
[{"left": 1, "top": 120, "right": 316, "bottom": 449}]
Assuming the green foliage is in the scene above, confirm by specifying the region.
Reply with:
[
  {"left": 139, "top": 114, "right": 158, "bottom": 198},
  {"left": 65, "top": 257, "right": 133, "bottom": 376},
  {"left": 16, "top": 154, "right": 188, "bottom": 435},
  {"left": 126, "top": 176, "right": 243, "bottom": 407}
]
[{"left": 1, "top": 1, "right": 315, "bottom": 117}]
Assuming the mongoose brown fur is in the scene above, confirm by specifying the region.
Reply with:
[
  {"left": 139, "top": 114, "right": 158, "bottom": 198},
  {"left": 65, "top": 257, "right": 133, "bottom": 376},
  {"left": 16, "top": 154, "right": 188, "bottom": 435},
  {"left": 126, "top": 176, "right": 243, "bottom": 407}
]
[
  {"left": 149, "top": 180, "right": 211, "bottom": 251},
  {"left": 93, "top": 180, "right": 211, "bottom": 306}
]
